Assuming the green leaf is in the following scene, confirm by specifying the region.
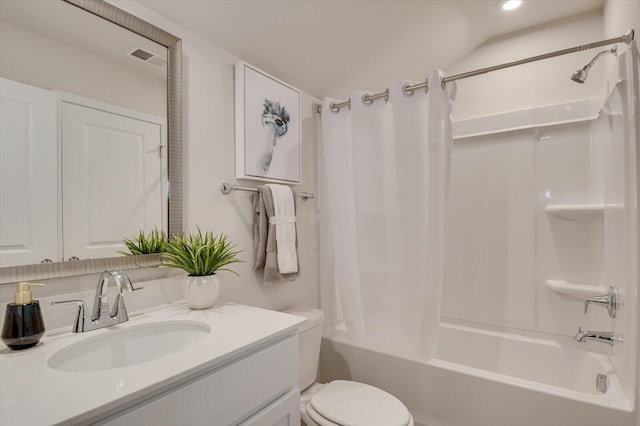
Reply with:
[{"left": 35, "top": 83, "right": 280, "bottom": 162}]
[
  {"left": 160, "top": 228, "right": 243, "bottom": 276},
  {"left": 117, "top": 227, "right": 168, "bottom": 256}
]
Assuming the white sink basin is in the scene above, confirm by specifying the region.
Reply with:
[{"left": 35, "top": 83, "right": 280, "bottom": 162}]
[{"left": 48, "top": 321, "right": 210, "bottom": 372}]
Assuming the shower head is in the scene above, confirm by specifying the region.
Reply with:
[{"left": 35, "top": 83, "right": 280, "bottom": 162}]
[{"left": 571, "top": 45, "right": 617, "bottom": 83}]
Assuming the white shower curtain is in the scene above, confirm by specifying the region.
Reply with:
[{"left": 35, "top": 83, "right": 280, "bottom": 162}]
[{"left": 319, "top": 69, "right": 456, "bottom": 357}]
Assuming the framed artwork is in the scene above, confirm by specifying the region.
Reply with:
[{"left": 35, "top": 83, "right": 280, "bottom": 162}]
[{"left": 235, "top": 62, "right": 301, "bottom": 184}]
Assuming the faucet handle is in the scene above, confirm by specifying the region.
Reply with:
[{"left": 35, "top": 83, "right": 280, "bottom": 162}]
[
  {"left": 51, "top": 300, "right": 86, "bottom": 333},
  {"left": 584, "top": 286, "right": 619, "bottom": 318}
]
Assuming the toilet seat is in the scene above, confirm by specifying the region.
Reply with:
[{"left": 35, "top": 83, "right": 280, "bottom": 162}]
[{"left": 303, "top": 380, "right": 413, "bottom": 426}]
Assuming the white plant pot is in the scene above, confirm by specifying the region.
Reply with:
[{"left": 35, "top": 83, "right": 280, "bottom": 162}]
[{"left": 182, "top": 274, "right": 220, "bottom": 310}]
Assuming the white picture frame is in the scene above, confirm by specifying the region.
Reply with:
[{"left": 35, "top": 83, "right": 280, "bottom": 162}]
[{"left": 235, "top": 62, "right": 301, "bottom": 184}]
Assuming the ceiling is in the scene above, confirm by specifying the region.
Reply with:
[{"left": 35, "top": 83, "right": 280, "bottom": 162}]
[{"left": 141, "top": 0, "right": 604, "bottom": 99}]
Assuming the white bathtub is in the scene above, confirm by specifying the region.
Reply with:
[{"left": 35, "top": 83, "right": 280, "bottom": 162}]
[{"left": 319, "top": 322, "right": 637, "bottom": 426}]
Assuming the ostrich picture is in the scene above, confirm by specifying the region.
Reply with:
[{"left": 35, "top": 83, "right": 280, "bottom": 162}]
[
  {"left": 236, "top": 62, "right": 300, "bottom": 183},
  {"left": 256, "top": 99, "right": 290, "bottom": 175}
]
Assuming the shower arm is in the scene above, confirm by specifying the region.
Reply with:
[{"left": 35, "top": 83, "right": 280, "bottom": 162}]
[
  {"left": 582, "top": 46, "right": 617, "bottom": 71},
  {"left": 320, "top": 29, "right": 635, "bottom": 113}
]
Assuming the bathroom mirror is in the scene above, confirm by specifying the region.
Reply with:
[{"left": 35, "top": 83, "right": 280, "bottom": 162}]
[{"left": 0, "top": 0, "right": 182, "bottom": 283}]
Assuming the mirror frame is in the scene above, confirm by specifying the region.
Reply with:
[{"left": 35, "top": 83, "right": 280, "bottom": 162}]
[{"left": 0, "top": 0, "right": 182, "bottom": 284}]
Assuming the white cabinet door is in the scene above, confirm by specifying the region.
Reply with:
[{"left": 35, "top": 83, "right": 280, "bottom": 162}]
[
  {"left": 61, "top": 102, "right": 164, "bottom": 260},
  {"left": 240, "top": 388, "right": 300, "bottom": 426},
  {"left": 0, "top": 78, "right": 58, "bottom": 266},
  {"left": 98, "top": 336, "right": 298, "bottom": 426}
]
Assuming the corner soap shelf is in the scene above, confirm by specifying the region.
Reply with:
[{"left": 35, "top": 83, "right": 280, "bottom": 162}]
[
  {"left": 543, "top": 202, "right": 619, "bottom": 299},
  {"left": 544, "top": 203, "right": 623, "bottom": 220},
  {"left": 545, "top": 279, "right": 606, "bottom": 298}
]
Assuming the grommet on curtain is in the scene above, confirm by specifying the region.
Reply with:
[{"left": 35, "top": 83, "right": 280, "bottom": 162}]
[
  {"left": 361, "top": 88, "right": 390, "bottom": 106},
  {"left": 402, "top": 83, "right": 415, "bottom": 97},
  {"left": 440, "top": 77, "right": 446, "bottom": 89},
  {"left": 405, "top": 78, "right": 428, "bottom": 96},
  {"left": 330, "top": 102, "right": 341, "bottom": 113}
]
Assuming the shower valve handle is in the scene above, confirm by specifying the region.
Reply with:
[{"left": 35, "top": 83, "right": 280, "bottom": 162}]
[{"left": 584, "top": 286, "right": 619, "bottom": 318}]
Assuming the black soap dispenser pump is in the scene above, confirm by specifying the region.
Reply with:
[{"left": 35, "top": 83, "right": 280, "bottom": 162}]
[{"left": 1, "top": 282, "right": 46, "bottom": 350}]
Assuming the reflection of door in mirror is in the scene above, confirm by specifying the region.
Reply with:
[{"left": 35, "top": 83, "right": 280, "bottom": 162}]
[
  {"left": 0, "top": 0, "right": 169, "bottom": 267},
  {"left": 0, "top": 82, "right": 166, "bottom": 267},
  {"left": 61, "top": 96, "right": 166, "bottom": 262},
  {"left": 0, "top": 78, "right": 58, "bottom": 266}
]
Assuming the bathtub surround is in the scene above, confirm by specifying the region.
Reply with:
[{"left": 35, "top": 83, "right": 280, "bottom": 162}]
[
  {"left": 320, "top": 47, "right": 639, "bottom": 426},
  {"left": 319, "top": 72, "right": 456, "bottom": 357},
  {"left": 443, "top": 23, "right": 639, "bottom": 418}
]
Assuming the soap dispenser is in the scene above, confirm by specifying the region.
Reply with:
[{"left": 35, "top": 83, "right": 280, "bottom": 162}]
[{"left": 1, "top": 282, "right": 46, "bottom": 350}]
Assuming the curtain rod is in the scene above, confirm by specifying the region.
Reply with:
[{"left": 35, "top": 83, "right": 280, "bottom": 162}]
[{"left": 317, "top": 29, "right": 635, "bottom": 114}]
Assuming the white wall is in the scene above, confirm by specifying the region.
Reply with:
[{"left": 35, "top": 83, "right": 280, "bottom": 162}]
[
  {"left": 0, "top": 1, "right": 321, "bottom": 314},
  {"left": 603, "top": 0, "right": 640, "bottom": 39},
  {"left": 0, "top": 21, "right": 165, "bottom": 117},
  {"left": 448, "top": 10, "right": 604, "bottom": 121},
  {"left": 106, "top": 1, "right": 321, "bottom": 312}
]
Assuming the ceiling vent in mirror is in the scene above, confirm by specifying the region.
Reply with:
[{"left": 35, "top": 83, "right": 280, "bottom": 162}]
[{"left": 127, "top": 47, "right": 167, "bottom": 68}]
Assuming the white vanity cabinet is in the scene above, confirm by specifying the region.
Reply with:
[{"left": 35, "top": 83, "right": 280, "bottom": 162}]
[
  {"left": 0, "top": 303, "right": 305, "bottom": 426},
  {"left": 98, "top": 335, "right": 300, "bottom": 426}
]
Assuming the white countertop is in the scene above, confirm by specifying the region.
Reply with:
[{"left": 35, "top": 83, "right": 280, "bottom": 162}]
[{"left": 0, "top": 301, "right": 306, "bottom": 425}]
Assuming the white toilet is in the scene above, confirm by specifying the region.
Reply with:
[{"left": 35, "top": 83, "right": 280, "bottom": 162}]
[{"left": 287, "top": 308, "right": 414, "bottom": 426}]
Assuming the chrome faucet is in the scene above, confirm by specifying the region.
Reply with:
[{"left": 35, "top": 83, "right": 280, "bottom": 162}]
[
  {"left": 574, "top": 327, "right": 615, "bottom": 346},
  {"left": 52, "top": 269, "right": 141, "bottom": 333}
]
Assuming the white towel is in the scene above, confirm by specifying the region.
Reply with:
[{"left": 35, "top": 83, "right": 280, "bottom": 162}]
[{"left": 266, "top": 184, "right": 299, "bottom": 274}]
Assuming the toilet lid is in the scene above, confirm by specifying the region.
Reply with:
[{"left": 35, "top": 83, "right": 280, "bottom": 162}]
[{"left": 309, "top": 380, "right": 411, "bottom": 426}]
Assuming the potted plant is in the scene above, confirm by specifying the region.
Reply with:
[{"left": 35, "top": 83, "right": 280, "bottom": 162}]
[
  {"left": 117, "top": 228, "right": 168, "bottom": 256},
  {"left": 162, "top": 228, "right": 242, "bottom": 309}
]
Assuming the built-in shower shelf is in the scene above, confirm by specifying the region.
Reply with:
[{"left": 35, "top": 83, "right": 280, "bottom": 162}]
[
  {"left": 545, "top": 279, "right": 606, "bottom": 298},
  {"left": 544, "top": 204, "right": 622, "bottom": 220}
]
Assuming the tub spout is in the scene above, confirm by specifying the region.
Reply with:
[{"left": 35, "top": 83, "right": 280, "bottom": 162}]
[{"left": 574, "top": 327, "right": 615, "bottom": 346}]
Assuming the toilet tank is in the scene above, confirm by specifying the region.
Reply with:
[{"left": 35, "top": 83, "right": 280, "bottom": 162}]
[{"left": 285, "top": 308, "right": 325, "bottom": 391}]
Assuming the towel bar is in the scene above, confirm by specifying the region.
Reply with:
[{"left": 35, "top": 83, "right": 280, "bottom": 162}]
[{"left": 220, "top": 182, "right": 315, "bottom": 201}]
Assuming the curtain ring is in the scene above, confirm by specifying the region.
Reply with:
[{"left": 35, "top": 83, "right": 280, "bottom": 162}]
[
  {"left": 330, "top": 102, "right": 341, "bottom": 113},
  {"left": 361, "top": 93, "right": 373, "bottom": 105}
]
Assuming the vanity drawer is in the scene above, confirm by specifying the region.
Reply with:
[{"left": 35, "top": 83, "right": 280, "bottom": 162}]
[{"left": 99, "top": 334, "right": 299, "bottom": 426}]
